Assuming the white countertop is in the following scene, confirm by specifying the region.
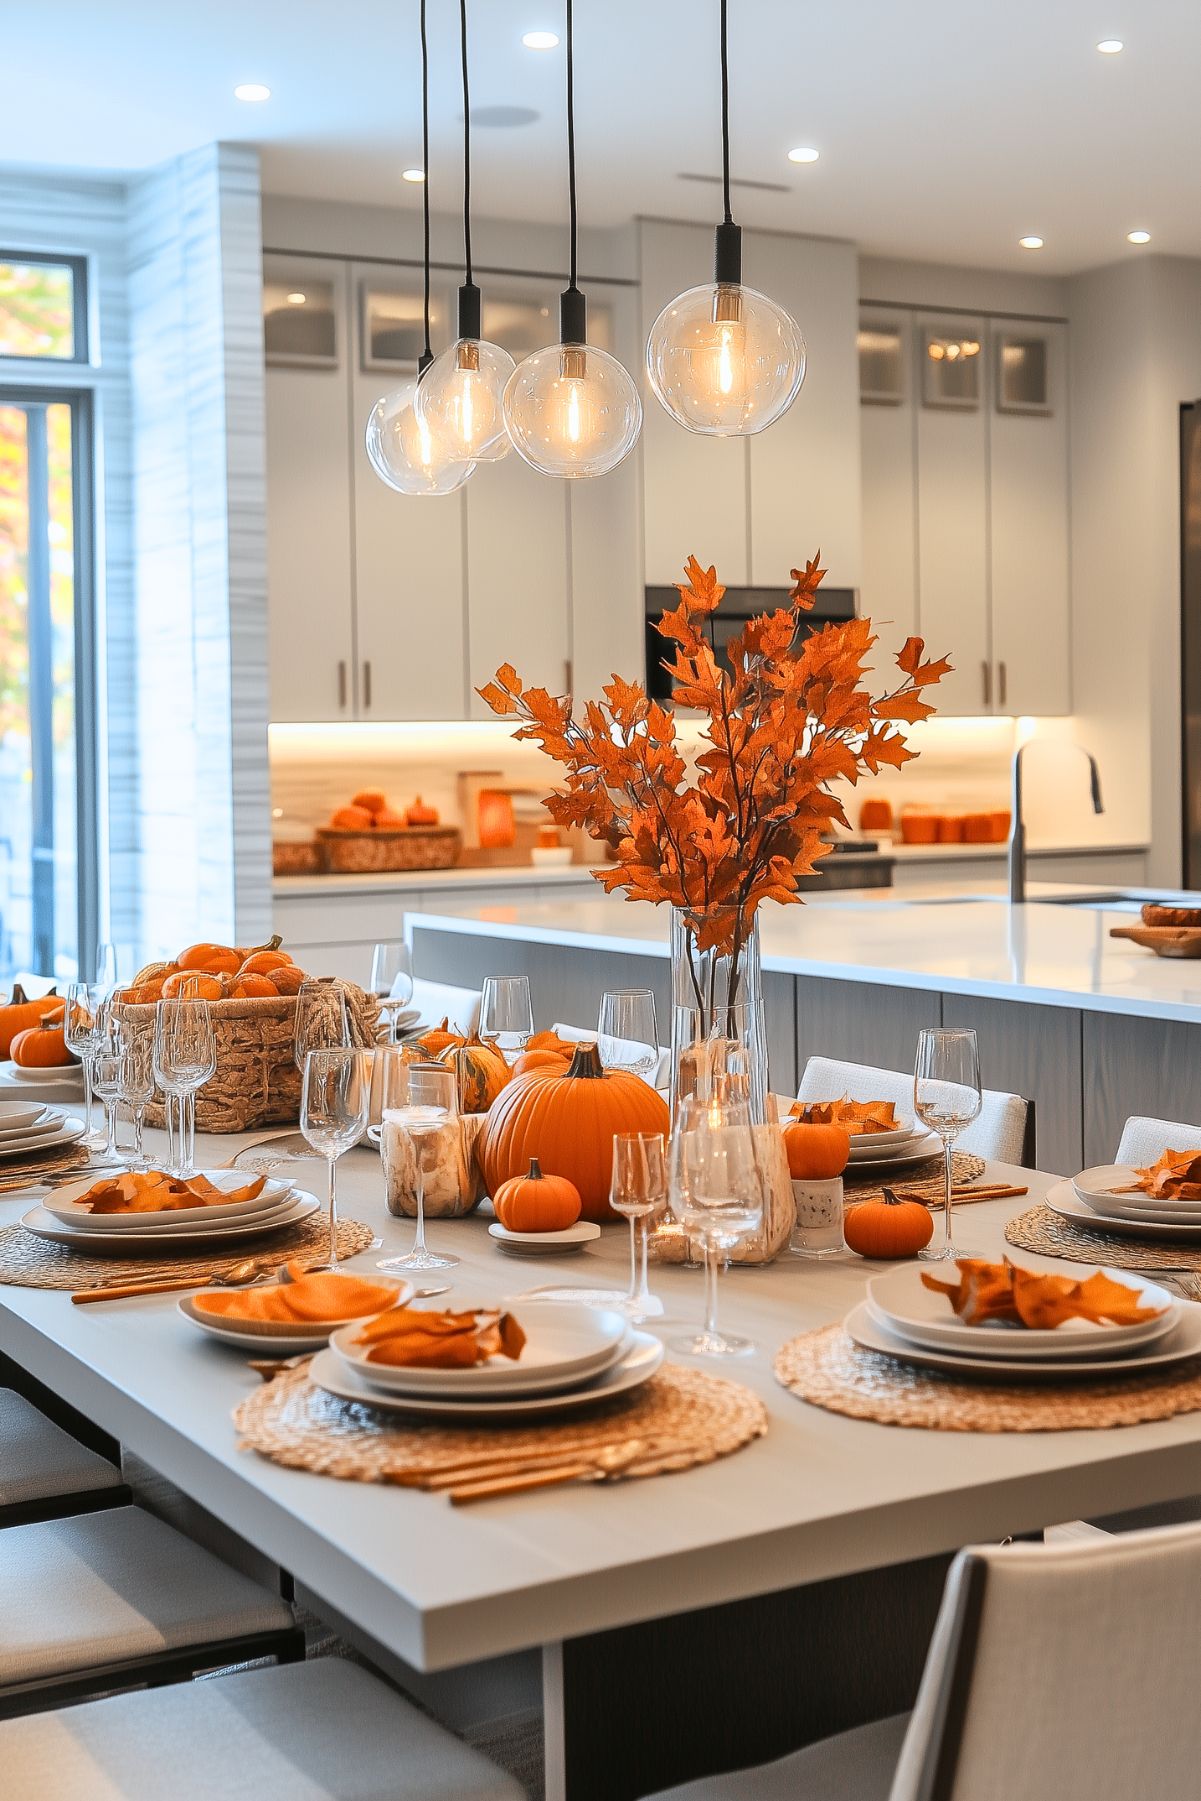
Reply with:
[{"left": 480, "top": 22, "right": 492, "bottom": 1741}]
[{"left": 405, "top": 891, "right": 1201, "bottom": 1026}]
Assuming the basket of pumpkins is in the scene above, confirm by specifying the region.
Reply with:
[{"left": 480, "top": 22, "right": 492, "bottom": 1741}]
[
  {"left": 0, "top": 986, "right": 75, "bottom": 1072},
  {"left": 116, "top": 938, "right": 379, "bottom": 1133},
  {"left": 316, "top": 790, "right": 462, "bottom": 875}
]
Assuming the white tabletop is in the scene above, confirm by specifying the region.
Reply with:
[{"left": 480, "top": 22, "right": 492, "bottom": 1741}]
[{"left": 4, "top": 1132, "right": 1201, "bottom": 1672}]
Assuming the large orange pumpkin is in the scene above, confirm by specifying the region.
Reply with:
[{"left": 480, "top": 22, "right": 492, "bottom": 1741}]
[
  {"left": 844, "top": 1192, "right": 934, "bottom": 1260},
  {"left": 0, "top": 985, "right": 63, "bottom": 1058},
  {"left": 481, "top": 1042, "right": 670, "bottom": 1222},
  {"left": 10, "top": 1023, "right": 74, "bottom": 1068},
  {"left": 493, "top": 1159, "right": 582, "bottom": 1232},
  {"left": 438, "top": 1033, "right": 511, "bottom": 1113},
  {"left": 512, "top": 1047, "right": 570, "bottom": 1078}
]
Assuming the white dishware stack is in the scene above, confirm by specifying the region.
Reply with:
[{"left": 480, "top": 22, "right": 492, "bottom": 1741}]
[
  {"left": 0, "top": 1099, "right": 87, "bottom": 1161},
  {"left": 1044, "top": 1164, "right": 1201, "bottom": 1243},
  {"left": 19, "top": 1169, "right": 322, "bottom": 1253}
]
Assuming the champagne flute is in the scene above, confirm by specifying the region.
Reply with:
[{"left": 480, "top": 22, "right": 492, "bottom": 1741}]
[
  {"left": 117, "top": 1029, "right": 155, "bottom": 1171},
  {"left": 480, "top": 975, "right": 533, "bottom": 1064},
  {"left": 370, "top": 942, "right": 414, "bottom": 1041},
  {"left": 300, "top": 1048, "right": 371, "bottom": 1271},
  {"left": 668, "top": 1092, "right": 762, "bottom": 1357},
  {"left": 64, "top": 981, "right": 107, "bottom": 1149},
  {"left": 913, "top": 1027, "right": 983, "bottom": 1262},
  {"left": 598, "top": 989, "right": 659, "bottom": 1080},
  {"left": 610, "top": 1132, "right": 667, "bottom": 1319},
  {"left": 295, "top": 978, "right": 350, "bottom": 1071},
  {"left": 91, "top": 1016, "right": 125, "bottom": 1164},
  {"left": 376, "top": 1058, "right": 460, "bottom": 1272},
  {"left": 153, "top": 998, "right": 216, "bottom": 1179}
]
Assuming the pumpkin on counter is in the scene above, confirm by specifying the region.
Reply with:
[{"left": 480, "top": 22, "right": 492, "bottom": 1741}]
[
  {"left": 373, "top": 809, "right": 408, "bottom": 829},
  {"left": 844, "top": 1191, "right": 934, "bottom": 1260},
  {"left": 0, "top": 985, "right": 64, "bottom": 1058},
  {"left": 481, "top": 1042, "right": 670, "bottom": 1222},
  {"left": 405, "top": 795, "right": 439, "bottom": 827},
  {"left": 438, "top": 1032, "right": 511, "bottom": 1113},
  {"left": 10, "top": 1023, "right": 74, "bottom": 1068},
  {"left": 493, "top": 1159, "right": 582, "bottom": 1233},
  {"left": 352, "top": 789, "right": 387, "bottom": 816},
  {"left": 783, "top": 1121, "right": 850, "bottom": 1181},
  {"left": 330, "top": 804, "right": 374, "bottom": 831}
]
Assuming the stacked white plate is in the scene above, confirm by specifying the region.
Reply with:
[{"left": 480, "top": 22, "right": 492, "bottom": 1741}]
[
  {"left": 0, "top": 1057, "right": 85, "bottom": 1098},
  {"left": 312, "top": 1300, "right": 664, "bottom": 1420},
  {"left": 20, "top": 1169, "right": 320, "bottom": 1253},
  {"left": 844, "top": 1120, "right": 941, "bottom": 1171},
  {"left": 843, "top": 1261, "right": 1196, "bottom": 1382},
  {"left": 1046, "top": 1170, "right": 1201, "bottom": 1242},
  {"left": 178, "top": 1274, "right": 414, "bottom": 1355},
  {"left": 0, "top": 1100, "right": 86, "bottom": 1160}
]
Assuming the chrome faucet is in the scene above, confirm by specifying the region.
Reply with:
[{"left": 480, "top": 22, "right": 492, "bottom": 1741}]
[{"left": 1008, "top": 743, "right": 1104, "bottom": 903}]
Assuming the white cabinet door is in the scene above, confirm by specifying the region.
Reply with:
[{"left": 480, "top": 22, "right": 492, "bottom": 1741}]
[
  {"left": 988, "top": 318, "right": 1071, "bottom": 715},
  {"left": 264, "top": 256, "right": 357, "bottom": 722},
  {"left": 465, "top": 449, "right": 571, "bottom": 715},
  {"left": 915, "top": 313, "right": 991, "bottom": 714},
  {"left": 858, "top": 307, "right": 918, "bottom": 642},
  {"left": 638, "top": 220, "right": 748, "bottom": 586},
  {"left": 745, "top": 233, "right": 861, "bottom": 591}
]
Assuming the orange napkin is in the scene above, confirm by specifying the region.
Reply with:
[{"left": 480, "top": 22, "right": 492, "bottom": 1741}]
[
  {"left": 76, "top": 1170, "right": 267, "bottom": 1214},
  {"left": 194, "top": 1261, "right": 399, "bottom": 1323},
  {"left": 790, "top": 1098, "right": 899, "bottom": 1136},
  {"left": 1120, "top": 1149, "right": 1201, "bottom": 1202},
  {"left": 921, "top": 1257, "right": 1166, "bottom": 1330},
  {"left": 353, "top": 1304, "right": 526, "bottom": 1369}
]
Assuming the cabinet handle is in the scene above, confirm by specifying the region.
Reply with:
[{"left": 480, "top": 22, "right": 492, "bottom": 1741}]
[
  {"left": 998, "top": 660, "right": 1008, "bottom": 708},
  {"left": 363, "top": 661, "right": 372, "bottom": 709},
  {"left": 563, "top": 659, "right": 573, "bottom": 695},
  {"left": 337, "top": 661, "right": 348, "bottom": 710},
  {"left": 981, "top": 660, "right": 992, "bottom": 707}
]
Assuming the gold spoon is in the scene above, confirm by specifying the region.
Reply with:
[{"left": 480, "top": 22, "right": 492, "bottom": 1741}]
[{"left": 72, "top": 1257, "right": 272, "bottom": 1305}]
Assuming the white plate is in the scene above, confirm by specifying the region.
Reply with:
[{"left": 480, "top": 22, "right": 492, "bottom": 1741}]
[
  {"left": 43, "top": 1170, "right": 295, "bottom": 1230},
  {"left": 0, "top": 1100, "right": 50, "bottom": 1131},
  {"left": 1080, "top": 1191, "right": 1201, "bottom": 1226},
  {"left": 1045, "top": 1179, "right": 1201, "bottom": 1241},
  {"left": 34, "top": 1188, "right": 306, "bottom": 1241},
  {"left": 20, "top": 1191, "right": 320, "bottom": 1252},
  {"left": 309, "top": 1332, "right": 664, "bottom": 1420},
  {"left": 1072, "top": 1165, "right": 1172, "bottom": 1207},
  {"left": 840, "top": 1131, "right": 942, "bottom": 1171},
  {"left": 846, "top": 1299, "right": 1201, "bottom": 1383},
  {"left": 867, "top": 1262, "right": 1176, "bottom": 1359},
  {"left": 487, "top": 1220, "right": 602, "bottom": 1254},
  {"left": 0, "top": 1112, "right": 60, "bottom": 1142},
  {"left": 178, "top": 1277, "right": 412, "bottom": 1352},
  {"left": 331, "top": 1302, "right": 630, "bottom": 1397},
  {"left": 0, "top": 1060, "right": 82, "bottom": 1086},
  {"left": 0, "top": 1117, "right": 85, "bottom": 1158},
  {"left": 847, "top": 1125, "right": 923, "bottom": 1152}
]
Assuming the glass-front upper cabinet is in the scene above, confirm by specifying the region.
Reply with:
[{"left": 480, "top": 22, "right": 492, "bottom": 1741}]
[
  {"left": 921, "top": 319, "right": 985, "bottom": 409},
  {"left": 995, "top": 329, "right": 1052, "bottom": 413},
  {"left": 359, "top": 277, "right": 452, "bottom": 373},
  {"left": 482, "top": 274, "right": 614, "bottom": 359},
  {"left": 857, "top": 314, "right": 906, "bottom": 404},
  {"left": 263, "top": 256, "right": 338, "bottom": 367}
]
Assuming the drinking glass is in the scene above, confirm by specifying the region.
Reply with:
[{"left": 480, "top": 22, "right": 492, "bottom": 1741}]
[
  {"left": 91, "top": 1017, "right": 125, "bottom": 1163},
  {"left": 913, "top": 1027, "right": 983, "bottom": 1261},
  {"left": 153, "top": 998, "right": 216, "bottom": 1179},
  {"left": 610, "top": 1132, "right": 667, "bottom": 1319},
  {"left": 94, "top": 941, "right": 119, "bottom": 987},
  {"left": 480, "top": 975, "right": 533, "bottom": 1063},
  {"left": 376, "top": 1059, "right": 460, "bottom": 1272},
  {"left": 598, "top": 990, "right": 659, "bottom": 1080},
  {"left": 117, "top": 1030, "right": 155, "bottom": 1171},
  {"left": 300, "top": 1048, "right": 371, "bottom": 1272},
  {"left": 294, "top": 978, "right": 350, "bottom": 1072},
  {"left": 668, "top": 1092, "right": 763, "bottom": 1357},
  {"left": 370, "top": 942, "right": 414, "bottom": 1041},
  {"left": 64, "top": 981, "right": 107, "bottom": 1149}
]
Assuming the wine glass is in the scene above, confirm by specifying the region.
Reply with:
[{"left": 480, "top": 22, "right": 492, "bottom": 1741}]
[
  {"left": 376, "top": 1058, "right": 460, "bottom": 1272},
  {"left": 480, "top": 975, "right": 533, "bottom": 1064},
  {"left": 64, "top": 981, "right": 107, "bottom": 1149},
  {"left": 91, "top": 1016, "right": 126, "bottom": 1164},
  {"left": 94, "top": 941, "right": 119, "bottom": 987},
  {"left": 610, "top": 1132, "right": 667, "bottom": 1320},
  {"left": 668, "top": 1092, "right": 763, "bottom": 1357},
  {"left": 370, "top": 942, "right": 414, "bottom": 1041},
  {"left": 153, "top": 997, "right": 216, "bottom": 1179},
  {"left": 913, "top": 1027, "right": 983, "bottom": 1261},
  {"left": 295, "top": 978, "right": 350, "bottom": 1072},
  {"left": 300, "top": 1048, "right": 371, "bottom": 1272},
  {"left": 598, "top": 990, "right": 659, "bottom": 1080},
  {"left": 117, "top": 1029, "right": 155, "bottom": 1171}
]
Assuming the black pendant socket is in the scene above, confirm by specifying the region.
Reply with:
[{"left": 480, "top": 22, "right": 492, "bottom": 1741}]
[
  {"left": 714, "top": 221, "right": 743, "bottom": 287},
  {"left": 560, "top": 285, "right": 587, "bottom": 346},
  {"left": 457, "top": 282, "right": 482, "bottom": 341},
  {"left": 417, "top": 349, "right": 434, "bottom": 377}
]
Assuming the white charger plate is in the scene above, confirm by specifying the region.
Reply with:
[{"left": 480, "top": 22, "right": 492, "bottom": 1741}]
[
  {"left": 21, "top": 1191, "right": 320, "bottom": 1252},
  {"left": 331, "top": 1302, "right": 629, "bottom": 1397},
  {"left": 0, "top": 1116, "right": 85, "bottom": 1158},
  {"left": 178, "top": 1276, "right": 412, "bottom": 1353},
  {"left": 37, "top": 1188, "right": 306, "bottom": 1241},
  {"left": 43, "top": 1170, "right": 294, "bottom": 1230},
  {"left": 1046, "top": 1179, "right": 1201, "bottom": 1241},
  {"left": 487, "top": 1220, "right": 601, "bottom": 1255},
  {"left": 0, "top": 1101, "right": 51, "bottom": 1132},
  {"left": 847, "top": 1124, "right": 923, "bottom": 1152},
  {"left": 866, "top": 1262, "right": 1176, "bottom": 1359},
  {"left": 309, "top": 1332, "right": 664, "bottom": 1420},
  {"left": 846, "top": 1299, "right": 1201, "bottom": 1383}
]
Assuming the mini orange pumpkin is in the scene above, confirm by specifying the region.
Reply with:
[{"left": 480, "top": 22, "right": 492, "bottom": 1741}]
[
  {"left": 417, "top": 1018, "right": 465, "bottom": 1057},
  {"left": 230, "top": 973, "right": 278, "bottom": 999},
  {"left": 0, "top": 985, "right": 63, "bottom": 1058},
  {"left": 372, "top": 808, "right": 408, "bottom": 829},
  {"left": 268, "top": 964, "right": 305, "bottom": 996},
  {"left": 493, "top": 1158, "right": 582, "bottom": 1232},
  {"left": 405, "top": 795, "right": 439, "bottom": 827},
  {"left": 438, "top": 1032, "right": 511, "bottom": 1113},
  {"left": 351, "top": 789, "right": 387, "bottom": 815},
  {"left": 161, "top": 971, "right": 226, "bottom": 1001},
  {"left": 512, "top": 1048, "right": 570, "bottom": 1077},
  {"left": 330, "top": 804, "right": 373, "bottom": 830},
  {"left": 176, "top": 942, "right": 242, "bottom": 976},
  {"left": 844, "top": 1191, "right": 934, "bottom": 1260},
  {"left": 238, "top": 948, "right": 293, "bottom": 976},
  {"left": 783, "top": 1121, "right": 850, "bottom": 1181},
  {"left": 10, "top": 1023, "right": 74, "bottom": 1068}
]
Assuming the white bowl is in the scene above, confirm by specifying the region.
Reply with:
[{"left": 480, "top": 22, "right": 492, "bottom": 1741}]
[{"left": 0, "top": 1100, "right": 49, "bottom": 1131}]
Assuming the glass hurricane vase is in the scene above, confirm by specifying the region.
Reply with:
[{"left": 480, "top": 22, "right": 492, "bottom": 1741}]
[{"left": 668, "top": 906, "right": 768, "bottom": 1125}]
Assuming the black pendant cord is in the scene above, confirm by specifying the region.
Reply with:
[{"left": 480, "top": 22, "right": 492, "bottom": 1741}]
[
  {"left": 559, "top": 0, "right": 586, "bottom": 344},
  {"left": 419, "top": 0, "right": 432, "bottom": 372},
  {"left": 456, "top": 0, "right": 482, "bottom": 340},
  {"left": 713, "top": 0, "right": 742, "bottom": 286}
]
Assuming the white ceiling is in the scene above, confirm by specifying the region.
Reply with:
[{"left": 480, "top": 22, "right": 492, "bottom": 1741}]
[{"left": 5, "top": 0, "right": 1200, "bottom": 274}]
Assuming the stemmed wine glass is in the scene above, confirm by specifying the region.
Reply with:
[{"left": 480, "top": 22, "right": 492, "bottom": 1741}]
[
  {"left": 94, "top": 941, "right": 119, "bottom": 988},
  {"left": 480, "top": 975, "right": 533, "bottom": 1064},
  {"left": 300, "top": 1048, "right": 371, "bottom": 1272},
  {"left": 118, "top": 1031, "right": 155, "bottom": 1171},
  {"left": 376, "top": 1057, "right": 460, "bottom": 1272},
  {"left": 295, "top": 978, "right": 350, "bottom": 1071},
  {"left": 598, "top": 990, "right": 659, "bottom": 1081},
  {"left": 153, "top": 997, "right": 216, "bottom": 1179},
  {"left": 91, "top": 1016, "right": 126, "bottom": 1164},
  {"left": 668, "top": 1092, "right": 763, "bottom": 1357},
  {"left": 610, "top": 1132, "right": 667, "bottom": 1319},
  {"left": 64, "top": 981, "right": 108, "bottom": 1150},
  {"left": 913, "top": 1027, "right": 983, "bottom": 1262}
]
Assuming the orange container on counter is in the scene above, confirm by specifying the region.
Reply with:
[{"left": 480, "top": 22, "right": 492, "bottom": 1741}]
[
  {"left": 989, "top": 809, "right": 1012, "bottom": 842},
  {"left": 937, "top": 815, "right": 965, "bottom": 843},
  {"left": 900, "top": 811, "right": 940, "bottom": 845},
  {"left": 858, "top": 798, "right": 894, "bottom": 834}
]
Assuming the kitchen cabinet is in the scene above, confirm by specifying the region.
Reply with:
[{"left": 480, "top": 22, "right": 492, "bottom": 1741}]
[{"left": 857, "top": 307, "right": 918, "bottom": 640}]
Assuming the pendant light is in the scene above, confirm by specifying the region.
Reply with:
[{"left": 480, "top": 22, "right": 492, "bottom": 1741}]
[
  {"left": 645, "top": 0, "right": 806, "bottom": 437},
  {"left": 414, "top": 0, "right": 515, "bottom": 462},
  {"left": 366, "top": 0, "right": 475, "bottom": 496},
  {"left": 503, "top": 0, "right": 642, "bottom": 479}
]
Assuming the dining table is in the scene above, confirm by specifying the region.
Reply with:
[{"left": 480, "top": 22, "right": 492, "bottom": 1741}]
[{"left": 5, "top": 1130, "right": 1201, "bottom": 1800}]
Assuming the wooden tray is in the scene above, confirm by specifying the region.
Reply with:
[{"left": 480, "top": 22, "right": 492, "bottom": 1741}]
[{"left": 1110, "top": 925, "right": 1201, "bottom": 959}]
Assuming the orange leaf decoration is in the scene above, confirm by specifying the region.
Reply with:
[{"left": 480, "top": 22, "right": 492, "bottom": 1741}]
[
  {"left": 353, "top": 1304, "right": 527, "bottom": 1369},
  {"left": 74, "top": 1171, "right": 267, "bottom": 1214},
  {"left": 791, "top": 1097, "right": 900, "bottom": 1136},
  {"left": 1121, "top": 1148, "right": 1201, "bottom": 1202},
  {"left": 922, "top": 1258, "right": 1166, "bottom": 1330}
]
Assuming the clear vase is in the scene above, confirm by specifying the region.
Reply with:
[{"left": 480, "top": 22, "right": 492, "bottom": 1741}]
[{"left": 669, "top": 906, "right": 768, "bottom": 1124}]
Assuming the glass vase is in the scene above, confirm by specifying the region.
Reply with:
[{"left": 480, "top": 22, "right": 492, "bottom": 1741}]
[{"left": 668, "top": 906, "right": 768, "bottom": 1124}]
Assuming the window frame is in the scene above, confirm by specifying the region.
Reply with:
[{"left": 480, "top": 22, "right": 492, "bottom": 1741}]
[{"left": 0, "top": 250, "right": 90, "bottom": 366}]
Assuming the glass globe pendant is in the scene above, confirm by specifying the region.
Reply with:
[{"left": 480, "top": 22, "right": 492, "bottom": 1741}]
[
  {"left": 365, "top": 367, "right": 475, "bottom": 496},
  {"left": 504, "top": 287, "right": 642, "bottom": 479},
  {"left": 415, "top": 283, "right": 515, "bottom": 462}
]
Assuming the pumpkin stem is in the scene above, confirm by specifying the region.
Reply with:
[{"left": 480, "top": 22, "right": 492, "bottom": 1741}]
[
  {"left": 9, "top": 984, "right": 27, "bottom": 1005},
  {"left": 566, "top": 1042, "right": 606, "bottom": 1080},
  {"left": 527, "top": 1157, "right": 544, "bottom": 1180},
  {"left": 881, "top": 1188, "right": 904, "bottom": 1206}
]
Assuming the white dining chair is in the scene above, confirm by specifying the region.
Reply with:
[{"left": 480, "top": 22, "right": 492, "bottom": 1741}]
[
  {"left": 796, "top": 1056, "right": 1034, "bottom": 1166},
  {"left": 0, "top": 1388, "right": 127, "bottom": 1527},
  {"left": 0, "top": 1656, "right": 525, "bottom": 1799},
  {"left": 642, "top": 1521, "right": 1201, "bottom": 1800},
  {"left": 553, "top": 1020, "right": 671, "bottom": 1088},
  {"left": 409, "top": 978, "right": 481, "bottom": 1036},
  {"left": 1114, "top": 1115, "right": 1201, "bottom": 1167}
]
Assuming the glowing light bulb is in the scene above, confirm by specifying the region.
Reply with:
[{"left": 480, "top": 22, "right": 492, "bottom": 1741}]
[
  {"left": 503, "top": 341, "right": 642, "bottom": 479},
  {"left": 365, "top": 379, "right": 475, "bottom": 496},
  {"left": 646, "top": 282, "right": 805, "bottom": 437},
  {"left": 415, "top": 336, "right": 516, "bottom": 462}
]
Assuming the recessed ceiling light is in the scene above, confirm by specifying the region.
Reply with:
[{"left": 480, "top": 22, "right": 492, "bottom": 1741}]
[
  {"left": 1127, "top": 229, "right": 1151, "bottom": 244},
  {"left": 1019, "top": 235, "right": 1044, "bottom": 249},
  {"left": 522, "top": 29, "right": 559, "bottom": 49},
  {"left": 401, "top": 167, "right": 426, "bottom": 183},
  {"left": 787, "top": 146, "right": 820, "bottom": 164},
  {"left": 286, "top": 292, "right": 306, "bottom": 306},
  {"left": 1096, "top": 38, "right": 1124, "bottom": 53},
  {"left": 233, "top": 82, "right": 271, "bottom": 102}
]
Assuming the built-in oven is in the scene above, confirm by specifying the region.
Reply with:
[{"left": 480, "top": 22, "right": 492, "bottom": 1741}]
[{"left": 644, "top": 584, "right": 859, "bottom": 702}]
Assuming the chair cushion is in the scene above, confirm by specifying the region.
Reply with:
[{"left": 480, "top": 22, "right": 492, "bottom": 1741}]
[
  {"left": 797, "top": 1056, "right": 1029, "bottom": 1164},
  {"left": 0, "top": 1389, "right": 123, "bottom": 1508},
  {"left": 643, "top": 1712, "right": 909, "bottom": 1800},
  {"left": 0, "top": 1658, "right": 525, "bottom": 1799},
  {"left": 0, "top": 1506, "right": 294, "bottom": 1687}
]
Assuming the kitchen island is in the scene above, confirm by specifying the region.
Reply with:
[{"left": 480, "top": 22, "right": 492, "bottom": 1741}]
[{"left": 405, "top": 891, "right": 1201, "bottom": 1174}]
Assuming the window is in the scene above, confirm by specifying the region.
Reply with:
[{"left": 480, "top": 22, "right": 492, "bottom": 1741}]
[{"left": 0, "top": 254, "right": 88, "bottom": 362}]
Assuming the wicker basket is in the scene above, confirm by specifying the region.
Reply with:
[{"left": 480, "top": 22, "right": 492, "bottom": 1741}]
[
  {"left": 316, "top": 825, "right": 462, "bottom": 874},
  {"left": 272, "top": 839, "right": 321, "bottom": 876},
  {"left": 120, "top": 984, "right": 381, "bottom": 1134}
]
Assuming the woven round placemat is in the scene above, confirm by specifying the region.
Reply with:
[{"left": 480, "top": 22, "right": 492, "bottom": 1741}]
[
  {"left": 234, "top": 1358, "right": 768, "bottom": 1485},
  {"left": 0, "top": 1143, "right": 92, "bottom": 1194},
  {"left": 775, "top": 1324, "right": 1201, "bottom": 1432},
  {"left": 843, "top": 1150, "right": 986, "bottom": 1206},
  {"left": 1006, "top": 1204, "right": 1201, "bottom": 1273},
  {"left": 0, "top": 1215, "right": 374, "bottom": 1291}
]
